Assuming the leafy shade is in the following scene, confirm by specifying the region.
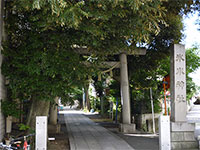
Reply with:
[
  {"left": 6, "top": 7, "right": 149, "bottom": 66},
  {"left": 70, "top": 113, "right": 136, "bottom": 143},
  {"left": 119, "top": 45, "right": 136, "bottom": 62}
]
[
  {"left": 2, "top": 0, "right": 173, "bottom": 103},
  {"left": 186, "top": 47, "right": 200, "bottom": 100},
  {"left": 1, "top": 100, "right": 21, "bottom": 118},
  {"left": 11, "top": 0, "right": 168, "bottom": 53},
  {"left": 2, "top": 28, "right": 95, "bottom": 103},
  {"left": 2, "top": 0, "right": 198, "bottom": 106}
]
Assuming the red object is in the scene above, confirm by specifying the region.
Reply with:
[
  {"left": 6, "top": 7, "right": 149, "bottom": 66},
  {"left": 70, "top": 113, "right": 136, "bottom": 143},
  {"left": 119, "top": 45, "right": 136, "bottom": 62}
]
[
  {"left": 163, "top": 75, "right": 170, "bottom": 89},
  {"left": 163, "top": 78, "right": 167, "bottom": 115},
  {"left": 23, "top": 141, "right": 28, "bottom": 150},
  {"left": 163, "top": 75, "right": 170, "bottom": 116}
]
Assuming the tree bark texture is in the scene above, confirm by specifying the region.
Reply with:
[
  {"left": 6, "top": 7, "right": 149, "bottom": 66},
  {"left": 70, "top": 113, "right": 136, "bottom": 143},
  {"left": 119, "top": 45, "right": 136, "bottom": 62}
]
[
  {"left": 84, "top": 84, "right": 90, "bottom": 111},
  {"left": 26, "top": 97, "right": 50, "bottom": 131},
  {"left": 49, "top": 97, "right": 59, "bottom": 125}
]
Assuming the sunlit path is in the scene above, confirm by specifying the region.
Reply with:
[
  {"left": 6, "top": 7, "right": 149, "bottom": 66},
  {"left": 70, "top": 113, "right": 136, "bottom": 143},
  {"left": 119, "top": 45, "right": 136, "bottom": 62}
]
[{"left": 63, "top": 110, "right": 134, "bottom": 150}]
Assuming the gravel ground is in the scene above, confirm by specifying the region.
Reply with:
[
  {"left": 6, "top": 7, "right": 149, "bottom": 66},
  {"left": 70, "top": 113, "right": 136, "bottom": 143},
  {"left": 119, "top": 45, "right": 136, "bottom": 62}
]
[
  {"left": 48, "top": 131, "right": 69, "bottom": 150},
  {"left": 48, "top": 114, "right": 70, "bottom": 150}
]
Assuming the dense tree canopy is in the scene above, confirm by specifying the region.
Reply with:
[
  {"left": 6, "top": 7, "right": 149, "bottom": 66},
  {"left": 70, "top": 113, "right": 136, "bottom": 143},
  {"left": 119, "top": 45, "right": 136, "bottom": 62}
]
[
  {"left": 8, "top": 0, "right": 170, "bottom": 53},
  {"left": 2, "top": 0, "right": 200, "bottom": 126},
  {"left": 2, "top": 0, "right": 170, "bottom": 102}
]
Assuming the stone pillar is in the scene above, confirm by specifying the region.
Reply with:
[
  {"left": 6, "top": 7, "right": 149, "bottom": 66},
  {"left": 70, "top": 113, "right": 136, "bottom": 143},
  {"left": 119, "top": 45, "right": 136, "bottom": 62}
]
[
  {"left": 170, "top": 44, "right": 187, "bottom": 122},
  {"left": 49, "top": 97, "right": 59, "bottom": 125},
  {"left": 120, "top": 53, "right": 131, "bottom": 124},
  {"left": 170, "top": 44, "right": 198, "bottom": 149},
  {"left": 119, "top": 53, "right": 135, "bottom": 133}
]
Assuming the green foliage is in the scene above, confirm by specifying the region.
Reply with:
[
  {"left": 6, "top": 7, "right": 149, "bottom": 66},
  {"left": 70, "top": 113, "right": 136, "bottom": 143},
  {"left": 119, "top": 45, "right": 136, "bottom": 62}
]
[
  {"left": 89, "top": 95, "right": 98, "bottom": 110},
  {"left": 186, "top": 46, "right": 200, "bottom": 73},
  {"left": 2, "top": 2, "right": 98, "bottom": 103},
  {"left": 2, "top": 0, "right": 198, "bottom": 119},
  {"left": 109, "top": 80, "right": 120, "bottom": 99},
  {"left": 8, "top": 0, "right": 169, "bottom": 53},
  {"left": 131, "top": 89, "right": 161, "bottom": 114},
  {"left": 18, "top": 123, "right": 30, "bottom": 131},
  {"left": 127, "top": 46, "right": 200, "bottom": 114},
  {"left": 186, "top": 46, "right": 200, "bottom": 100},
  {"left": 1, "top": 100, "right": 21, "bottom": 118}
]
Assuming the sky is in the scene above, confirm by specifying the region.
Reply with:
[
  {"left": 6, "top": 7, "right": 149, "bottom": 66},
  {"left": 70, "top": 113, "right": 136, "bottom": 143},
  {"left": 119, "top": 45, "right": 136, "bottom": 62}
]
[
  {"left": 182, "top": 12, "right": 200, "bottom": 49},
  {"left": 182, "top": 12, "right": 200, "bottom": 87}
]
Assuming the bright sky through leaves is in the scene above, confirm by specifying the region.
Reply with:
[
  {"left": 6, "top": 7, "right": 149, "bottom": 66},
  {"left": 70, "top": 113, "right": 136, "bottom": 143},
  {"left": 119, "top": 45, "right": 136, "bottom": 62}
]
[
  {"left": 182, "top": 12, "right": 200, "bottom": 49},
  {"left": 182, "top": 12, "right": 200, "bottom": 88}
]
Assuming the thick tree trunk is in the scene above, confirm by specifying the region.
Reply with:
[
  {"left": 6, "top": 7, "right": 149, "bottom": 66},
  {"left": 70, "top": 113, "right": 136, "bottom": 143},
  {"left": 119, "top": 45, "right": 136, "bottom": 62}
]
[
  {"left": 26, "top": 97, "right": 50, "bottom": 130},
  {"left": 49, "top": 97, "right": 59, "bottom": 125}
]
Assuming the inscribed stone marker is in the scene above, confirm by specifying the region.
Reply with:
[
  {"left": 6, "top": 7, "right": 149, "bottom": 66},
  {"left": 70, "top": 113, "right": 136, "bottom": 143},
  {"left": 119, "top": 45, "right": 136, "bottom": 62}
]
[{"left": 170, "top": 44, "right": 187, "bottom": 122}]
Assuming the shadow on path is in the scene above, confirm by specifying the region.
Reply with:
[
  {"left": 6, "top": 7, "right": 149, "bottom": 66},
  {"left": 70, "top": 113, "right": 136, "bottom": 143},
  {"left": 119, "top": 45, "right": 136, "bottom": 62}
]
[{"left": 85, "top": 113, "right": 159, "bottom": 150}]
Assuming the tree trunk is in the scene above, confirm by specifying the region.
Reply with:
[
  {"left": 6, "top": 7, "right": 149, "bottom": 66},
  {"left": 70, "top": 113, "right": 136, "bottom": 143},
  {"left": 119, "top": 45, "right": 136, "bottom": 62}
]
[
  {"left": 85, "top": 85, "right": 90, "bottom": 111},
  {"left": 49, "top": 97, "right": 59, "bottom": 125},
  {"left": 26, "top": 97, "right": 50, "bottom": 130},
  {"left": 100, "top": 96, "right": 104, "bottom": 116},
  {"left": 84, "top": 84, "right": 90, "bottom": 111},
  {"left": 82, "top": 88, "right": 86, "bottom": 110}
]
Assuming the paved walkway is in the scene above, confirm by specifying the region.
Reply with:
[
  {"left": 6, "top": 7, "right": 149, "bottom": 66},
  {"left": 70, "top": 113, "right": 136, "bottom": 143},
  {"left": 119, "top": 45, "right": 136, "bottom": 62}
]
[{"left": 64, "top": 110, "right": 134, "bottom": 150}]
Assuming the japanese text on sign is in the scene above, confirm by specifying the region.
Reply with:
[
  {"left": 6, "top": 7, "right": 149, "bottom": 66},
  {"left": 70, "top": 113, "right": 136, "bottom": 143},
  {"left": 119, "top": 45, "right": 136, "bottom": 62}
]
[
  {"left": 176, "top": 95, "right": 185, "bottom": 103},
  {"left": 176, "top": 54, "right": 185, "bottom": 62},
  {"left": 176, "top": 67, "right": 185, "bottom": 75},
  {"left": 176, "top": 81, "right": 184, "bottom": 89}
]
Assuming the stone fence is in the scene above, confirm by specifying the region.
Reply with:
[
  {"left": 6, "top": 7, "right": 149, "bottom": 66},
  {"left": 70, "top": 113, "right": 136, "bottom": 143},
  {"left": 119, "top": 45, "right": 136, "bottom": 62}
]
[{"left": 134, "top": 113, "right": 160, "bottom": 133}]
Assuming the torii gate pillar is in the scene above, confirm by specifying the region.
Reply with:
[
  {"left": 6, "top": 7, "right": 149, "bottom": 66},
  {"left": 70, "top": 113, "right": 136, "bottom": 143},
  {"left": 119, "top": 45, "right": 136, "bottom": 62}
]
[
  {"left": 119, "top": 53, "right": 135, "bottom": 133},
  {"left": 74, "top": 46, "right": 146, "bottom": 132}
]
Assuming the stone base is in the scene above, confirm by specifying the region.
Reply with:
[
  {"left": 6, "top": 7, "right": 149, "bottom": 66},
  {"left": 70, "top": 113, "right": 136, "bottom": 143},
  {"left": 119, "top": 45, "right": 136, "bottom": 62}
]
[
  {"left": 171, "top": 122, "right": 198, "bottom": 150},
  {"left": 120, "top": 123, "right": 136, "bottom": 133},
  {"left": 48, "top": 124, "right": 61, "bottom": 134},
  {"left": 171, "top": 141, "right": 198, "bottom": 150}
]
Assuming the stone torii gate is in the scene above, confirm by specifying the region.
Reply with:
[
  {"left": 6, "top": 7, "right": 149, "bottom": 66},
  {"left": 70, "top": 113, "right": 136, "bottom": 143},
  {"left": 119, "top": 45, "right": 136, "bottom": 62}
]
[
  {"left": 48, "top": 47, "right": 146, "bottom": 131},
  {"left": 77, "top": 47, "right": 146, "bottom": 133}
]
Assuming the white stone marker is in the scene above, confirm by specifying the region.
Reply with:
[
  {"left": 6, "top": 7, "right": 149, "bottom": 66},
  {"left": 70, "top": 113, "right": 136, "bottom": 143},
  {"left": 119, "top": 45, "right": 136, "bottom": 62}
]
[
  {"left": 6, "top": 116, "right": 12, "bottom": 133},
  {"left": 36, "top": 116, "right": 47, "bottom": 150},
  {"left": 170, "top": 44, "right": 187, "bottom": 122},
  {"left": 159, "top": 115, "right": 170, "bottom": 150},
  {"left": 120, "top": 53, "right": 131, "bottom": 124}
]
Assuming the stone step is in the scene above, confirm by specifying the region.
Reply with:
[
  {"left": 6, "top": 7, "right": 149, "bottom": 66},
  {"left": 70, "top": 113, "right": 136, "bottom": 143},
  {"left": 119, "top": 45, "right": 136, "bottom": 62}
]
[
  {"left": 187, "top": 110, "right": 200, "bottom": 114},
  {"left": 189, "top": 105, "right": 200, "bottom": 111}
]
